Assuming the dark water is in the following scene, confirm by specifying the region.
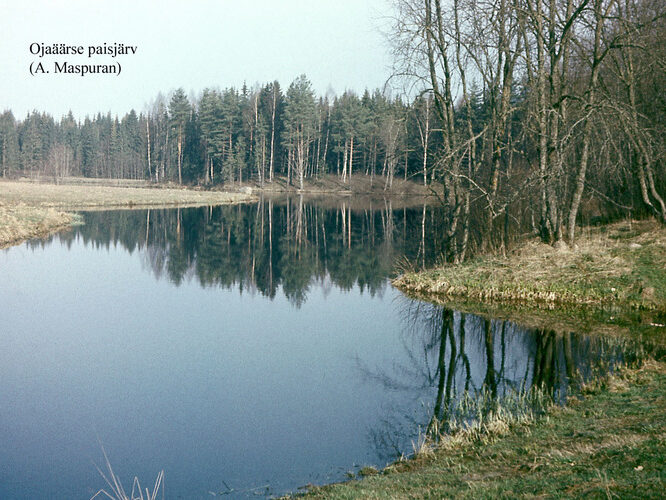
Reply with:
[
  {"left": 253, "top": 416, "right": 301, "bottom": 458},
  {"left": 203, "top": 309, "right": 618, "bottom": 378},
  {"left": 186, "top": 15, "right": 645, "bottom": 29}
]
[{"left": 0, "top": 198, "right": 635, "bottom": 499}]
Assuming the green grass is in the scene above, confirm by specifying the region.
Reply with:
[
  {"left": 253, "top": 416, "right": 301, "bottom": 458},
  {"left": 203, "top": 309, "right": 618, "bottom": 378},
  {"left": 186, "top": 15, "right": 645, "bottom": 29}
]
[{"left": 299, "top": 360, "right": 666, "bottom": 499}]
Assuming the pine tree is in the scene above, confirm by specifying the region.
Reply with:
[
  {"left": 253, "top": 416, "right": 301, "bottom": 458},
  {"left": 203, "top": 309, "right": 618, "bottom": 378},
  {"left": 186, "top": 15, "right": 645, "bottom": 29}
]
[
  {"left": 0, "top": 111, "right": 19, "bottom": 177},
  {"left": 169, "top": 88, "right": 191, "bottom": 184},
  {"left": 283, "top": 75, "right": 317, "bottom": 190}
]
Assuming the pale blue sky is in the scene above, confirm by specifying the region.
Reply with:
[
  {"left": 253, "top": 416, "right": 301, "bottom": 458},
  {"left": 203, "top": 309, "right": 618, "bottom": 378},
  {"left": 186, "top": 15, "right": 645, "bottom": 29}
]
[{"left": 0, "top": 0, "right": 393, "bottom": 120}]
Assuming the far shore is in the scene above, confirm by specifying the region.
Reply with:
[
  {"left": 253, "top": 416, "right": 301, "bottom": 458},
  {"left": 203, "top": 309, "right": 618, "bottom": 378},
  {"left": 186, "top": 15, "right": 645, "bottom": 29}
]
[
  {"left": 0, "top": 178, "right": 254, "bottom": 249},
  {"left": 0, "top": 178, "right": 254, "bottom": 210},
  {"left": 0, "top": 175, "right": 436, "bottom": 249}
]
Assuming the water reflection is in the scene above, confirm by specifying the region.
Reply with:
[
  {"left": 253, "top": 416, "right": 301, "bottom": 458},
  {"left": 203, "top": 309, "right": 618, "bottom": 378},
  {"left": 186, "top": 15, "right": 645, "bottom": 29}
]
[
  {"left": 362, "top": 299, "right": 642, "bottom": 462},
  {"left": 3, "top": 201, "right": 648, "bottom": 499},
  {"left": 38, "top": 197, "right": 446, "bottom": 306}
]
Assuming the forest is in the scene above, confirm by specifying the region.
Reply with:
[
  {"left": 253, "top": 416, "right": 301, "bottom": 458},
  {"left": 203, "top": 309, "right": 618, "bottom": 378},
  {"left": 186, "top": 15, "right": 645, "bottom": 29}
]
[{"left": 0, "top": 0, "right": 664, "bottom": 260}]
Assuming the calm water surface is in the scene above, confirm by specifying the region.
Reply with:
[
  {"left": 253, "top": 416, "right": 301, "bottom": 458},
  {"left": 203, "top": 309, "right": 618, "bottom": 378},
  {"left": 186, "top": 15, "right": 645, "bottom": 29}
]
[{"left": 0, "top": 199, "right": 630, "bottom": 499}]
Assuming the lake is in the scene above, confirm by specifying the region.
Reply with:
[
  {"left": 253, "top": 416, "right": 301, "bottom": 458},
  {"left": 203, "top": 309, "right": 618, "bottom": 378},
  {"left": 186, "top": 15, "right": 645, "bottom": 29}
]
[{"left": 0, "top": 198, "right": 633, "bottom": 499}]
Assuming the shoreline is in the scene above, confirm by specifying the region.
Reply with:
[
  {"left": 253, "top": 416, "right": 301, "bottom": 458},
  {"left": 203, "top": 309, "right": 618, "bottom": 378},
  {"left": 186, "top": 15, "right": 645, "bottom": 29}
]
[
  {"left": 0, "top": 203, "right": 76, "bottom": 250},
  {"left": 0, "top": 178, "right": 255, "bottom": 210},
  {"left": 0, "top": 175, "right": 437, "bottom": 249},
  {"left": 393, "top": 219, "right": 666, "bottom": 313},
  {"left": 302, "top": 359, "right": 666, "bottom": 498},
  {"left": 0, "top": 179, "right": 255, "bottom": 249},
  {"left": 300, "top": 218, "right": 666, "bottom": 498}
]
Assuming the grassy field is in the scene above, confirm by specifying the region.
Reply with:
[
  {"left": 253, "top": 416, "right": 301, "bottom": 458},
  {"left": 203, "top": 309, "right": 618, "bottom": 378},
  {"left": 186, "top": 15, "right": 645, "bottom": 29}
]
[
  {"left": 0, "top": 178, "right": 253, "bottom": 248},
  {"left": 302, "top": 359, "right": 666, "bottom": 499},
  {"left": 0, "top": 178, "right": 252, "bottom": 209},
  {"left": 394, "top": 219, "right": 666, "bottom": 312}
]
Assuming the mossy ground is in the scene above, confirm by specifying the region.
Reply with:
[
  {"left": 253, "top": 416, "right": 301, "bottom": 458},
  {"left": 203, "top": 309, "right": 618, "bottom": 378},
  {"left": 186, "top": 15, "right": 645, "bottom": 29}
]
[{"left": 301, "top": 360, "right": 666, "bottom": 499}]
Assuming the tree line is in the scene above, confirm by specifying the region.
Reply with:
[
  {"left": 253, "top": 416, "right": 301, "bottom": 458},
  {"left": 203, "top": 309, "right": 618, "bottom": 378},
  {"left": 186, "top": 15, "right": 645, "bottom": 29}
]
[
  {"left": 1, "top": 0, "right": 664, "bottom": 255},
  {"left": 0, "top": 77, "right": 441, "bottom": 191}
]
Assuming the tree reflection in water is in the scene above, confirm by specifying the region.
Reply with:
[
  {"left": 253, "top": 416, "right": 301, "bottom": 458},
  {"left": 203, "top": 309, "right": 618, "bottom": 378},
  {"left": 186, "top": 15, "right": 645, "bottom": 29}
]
[
  {"left": 30, "top": 198, "right": 647, "bottom": 467},
  {"left": 359, "top": 298, "right": 642, "bottom": 462},
  {"left": 38, "top": 197, "right": 446, "bottom": 307}
]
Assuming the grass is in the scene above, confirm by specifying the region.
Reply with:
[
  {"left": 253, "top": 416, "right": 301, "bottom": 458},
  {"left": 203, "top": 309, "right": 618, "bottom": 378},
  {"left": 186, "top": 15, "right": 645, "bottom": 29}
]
[
  {"left": 0, "top": 178, "right": 253, "bottom": 248},
  {"left": 0, "top": 202, "right": 76, "bottom": 249},
  {"left": 298, "top": 359, "right": 666, "bottom": 499},
  {"left": 0, "top": 178, "right": 252, "bottom": 209},
  {"left": 393, "top": 219, "right": 666, "bottom": 312}
]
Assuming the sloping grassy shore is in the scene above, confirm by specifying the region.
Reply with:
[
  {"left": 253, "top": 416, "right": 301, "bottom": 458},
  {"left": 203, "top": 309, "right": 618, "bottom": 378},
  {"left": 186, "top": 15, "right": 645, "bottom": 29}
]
[
  {"left": 303, "top": 360, "right": 666, "bottom": 499},
  {"left": 0, "top": 203, "right": 75, "bottom": 249},
  {"left": 394, "top": 219, "right": 666, "bottom": 312},
  {"left": 0, "top": 179, "right": 253, "bottom": 248},
  {"left": 303, "top": 219, "right": 666, "bottom": 499}
]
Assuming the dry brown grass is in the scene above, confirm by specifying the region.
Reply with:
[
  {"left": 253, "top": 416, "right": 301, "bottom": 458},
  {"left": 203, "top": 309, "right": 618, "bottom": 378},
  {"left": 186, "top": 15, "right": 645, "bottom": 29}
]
[
  {"left": 394, "top": 219, "right": 666, "bottom": 311},
  {"left": 0, "top": 179, "right": 254, "bottom": 248},
  {"left": 0, "top": 178, "right": 252, "bottom": 209},
  {"left": 0, "top": 202, "right": 74, "bottom": 249}
]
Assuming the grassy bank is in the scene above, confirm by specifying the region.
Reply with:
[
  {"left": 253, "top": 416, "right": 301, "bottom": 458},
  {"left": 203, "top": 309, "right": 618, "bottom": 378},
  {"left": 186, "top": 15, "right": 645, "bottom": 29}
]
[
  {"left": 394, "top": 219, "right": 666, "bottom": 312},
  {"left": 0, "top": 178, "right": 253, "bottom": 248},
  {"left": 303, "top": 359, "right": 666, "bottom": 499},
  {"left": 309, "top": 219, "right": 666, "bottom": 499},
  {"left": 244, "top": 173, "right": 436, "bottom": 197},
  {"left": 0, "top": 203, "right": 76, "bottom": 249}
]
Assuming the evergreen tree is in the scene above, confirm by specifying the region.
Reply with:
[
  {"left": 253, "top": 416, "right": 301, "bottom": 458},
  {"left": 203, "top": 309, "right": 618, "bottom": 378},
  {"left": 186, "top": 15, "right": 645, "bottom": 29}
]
[
  {"left": 0, "top": 111, "right": 19, "bottom": 177},
  {"left": 169, "top": 88, "right": 191, "bottom": 184},
  {"left": 283, "top": 75, "right": 316, "bottom": 190}
]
